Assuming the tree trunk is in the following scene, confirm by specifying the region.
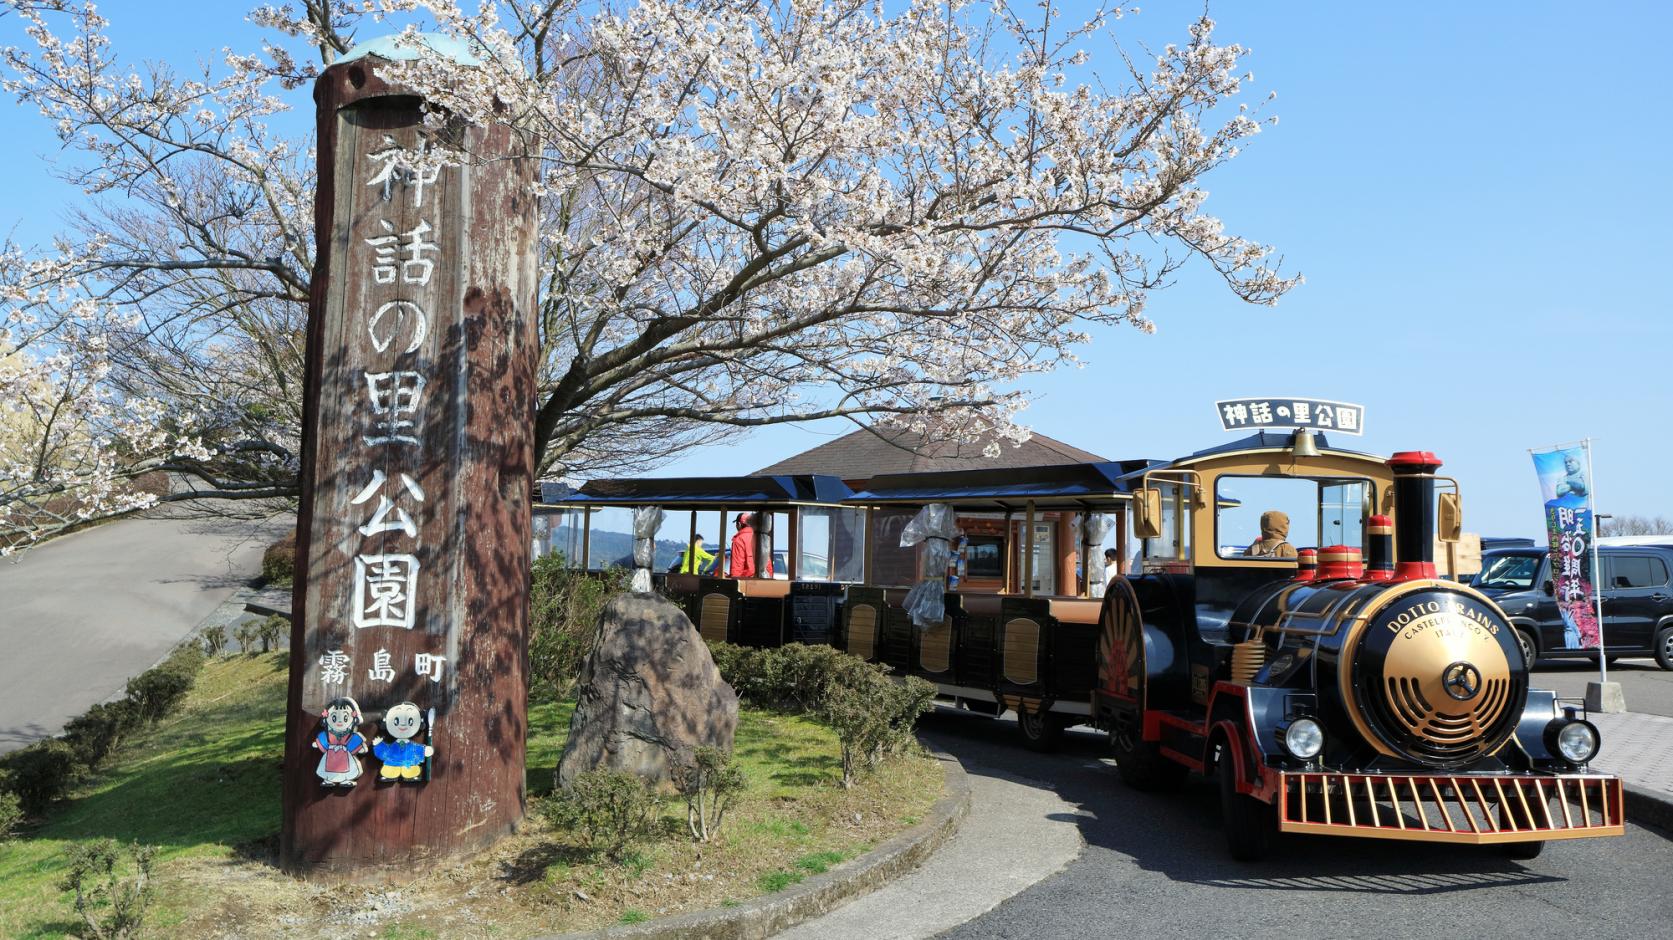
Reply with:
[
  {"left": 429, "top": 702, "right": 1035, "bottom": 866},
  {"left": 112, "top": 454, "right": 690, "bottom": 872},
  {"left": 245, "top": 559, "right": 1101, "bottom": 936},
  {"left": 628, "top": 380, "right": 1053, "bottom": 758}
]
[{"left": 280, "top": 48, "right": 539, "bottom": 876}]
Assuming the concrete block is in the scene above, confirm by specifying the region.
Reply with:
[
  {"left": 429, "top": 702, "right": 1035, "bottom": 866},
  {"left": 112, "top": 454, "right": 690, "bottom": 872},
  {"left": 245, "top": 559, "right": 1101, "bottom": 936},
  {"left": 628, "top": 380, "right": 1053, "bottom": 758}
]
[{"left": 1586, "top": 680, "right": 1627, "bottom": 713}]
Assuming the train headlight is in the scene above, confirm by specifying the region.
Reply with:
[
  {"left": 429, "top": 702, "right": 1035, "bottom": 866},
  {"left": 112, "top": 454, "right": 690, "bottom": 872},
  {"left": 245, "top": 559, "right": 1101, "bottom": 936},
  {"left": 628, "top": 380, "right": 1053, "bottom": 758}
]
[
  {"left": 1283, "top": 718, "right": 1325, "bottom": 760},
  {"left": 1544, "top": 717, "right": 1600, "bottom": 764}
]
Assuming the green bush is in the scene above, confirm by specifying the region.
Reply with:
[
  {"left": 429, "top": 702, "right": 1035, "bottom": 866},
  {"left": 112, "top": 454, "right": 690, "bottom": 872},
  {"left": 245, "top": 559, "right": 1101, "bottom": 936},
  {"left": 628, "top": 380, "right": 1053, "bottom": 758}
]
[
  {"left": 544, "top": 769, "right": 663, "bottom": 862},
  {"left": 708, "top": 642, "right": 935, "bottom": 787},
  {"left": 256, "top": 614, "right": 289, "bottom": 652},
  {"left": 529, "top": 554, "right": 627, "bottom": 703},
  {"left": 260, "top": 532, "right": 296, "bottom": 587},
  {"left": 673, "top": 746, "right": 746, "bottom": 843},
  {"left": 124, "top": 644, "right": 206, "bottom": 724},
  {"left": 0, "top": 772, "right": 23, "bottom": 840},
  {"left": 59, "top": 839, "right": 157, "bottom": 940},
  {"left": 818, "top": 659, "right": 935, "bottom": 787},
  {"left": 0, "top": 739, "right": 80, "bottom": 815},
  {"left": 707, "top": 642, "right": 849, "bottom": 713},
  {"left": 61, "top": 701, "right": 140, "bottom": 769},
  {"left": 200, "top": 625, "right": 228, "bottom": 656}
]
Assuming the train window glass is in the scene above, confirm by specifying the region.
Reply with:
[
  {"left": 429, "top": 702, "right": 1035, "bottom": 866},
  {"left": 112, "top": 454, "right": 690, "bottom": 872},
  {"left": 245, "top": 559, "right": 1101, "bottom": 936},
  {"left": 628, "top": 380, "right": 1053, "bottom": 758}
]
[
  {"left": 1606, "top": 555, "right": 1667, "bottom": 589},
  {"left": 965, "top": 535, "right": 1005, "bottom": 579},
  {"left": 585, "top": 506, "right": 636, "bottom": 571},
  {"left": 797, "top": 507, "right": 866, "bottom": 582},
  {"left": 657, "top": 511, "right": 704, "bottom": 573},
  {"left": 1320, "top": 480, "right": 1370, "bottom": 550},
  {"left": 542, "top": 506, "right": 586, "bottom": 566},
  {"left": 1017, "top": 516, "right": 1058, "bottom": 595},
  {"left": 870, "top": 508, "right": 919, "bottom": 587},
  {"left": 770, "top": 511, "right": 791, "bottom": 579},
  {"left": 1142, "top": 482, "right": 1192, "bottom": 569},
  {"left": 1214, "top": 477, "right": 1321, "bottom": 559}
]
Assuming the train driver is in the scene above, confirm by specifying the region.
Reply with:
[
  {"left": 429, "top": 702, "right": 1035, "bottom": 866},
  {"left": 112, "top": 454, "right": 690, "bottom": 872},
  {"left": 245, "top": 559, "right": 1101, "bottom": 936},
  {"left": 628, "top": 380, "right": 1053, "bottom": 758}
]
[{"left": 1243, "top": 509, "right": 1298, "bottom": 559}]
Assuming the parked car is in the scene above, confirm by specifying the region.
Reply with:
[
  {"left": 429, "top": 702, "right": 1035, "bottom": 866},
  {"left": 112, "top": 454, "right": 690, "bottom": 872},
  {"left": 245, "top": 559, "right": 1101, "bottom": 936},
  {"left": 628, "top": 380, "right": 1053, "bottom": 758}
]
[{"left": 1472, "top": 544, "right": 1673, "bottom": 669}]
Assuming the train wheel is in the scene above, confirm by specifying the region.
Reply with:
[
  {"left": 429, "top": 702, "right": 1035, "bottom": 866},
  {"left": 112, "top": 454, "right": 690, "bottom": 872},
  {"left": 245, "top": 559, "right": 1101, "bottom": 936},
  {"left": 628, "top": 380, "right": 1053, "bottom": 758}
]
[
  {"left": 1018, "top": 707, "right": 1063, "bottom": 752},
  {"left": 1109, "top": 716, "right": 1187, "bottom": 791},
  {"left": 1216, "top": 738, "right": 1274, "bottom": 862}
]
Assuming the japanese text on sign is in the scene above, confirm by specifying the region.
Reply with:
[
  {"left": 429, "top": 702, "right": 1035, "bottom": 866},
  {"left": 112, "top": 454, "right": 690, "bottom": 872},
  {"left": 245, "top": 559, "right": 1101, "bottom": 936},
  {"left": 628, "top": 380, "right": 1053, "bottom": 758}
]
[{"left": 1215, "top": 397, "right": 1365, "bottom": 436}]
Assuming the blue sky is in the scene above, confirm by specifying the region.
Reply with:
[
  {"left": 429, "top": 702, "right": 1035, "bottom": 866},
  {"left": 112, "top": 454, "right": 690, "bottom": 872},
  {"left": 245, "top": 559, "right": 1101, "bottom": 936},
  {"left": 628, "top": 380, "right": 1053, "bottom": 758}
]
[{"left": 3, "top": 1, "right": 1669, "bottom": 539}]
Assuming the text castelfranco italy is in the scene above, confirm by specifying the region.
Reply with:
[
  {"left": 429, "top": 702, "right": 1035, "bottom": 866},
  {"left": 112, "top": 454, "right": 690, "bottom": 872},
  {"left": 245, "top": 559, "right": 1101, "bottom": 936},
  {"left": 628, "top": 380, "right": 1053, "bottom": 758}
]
[{"left": 1389, "top": 598, "right": 1501, "bottom": 640}]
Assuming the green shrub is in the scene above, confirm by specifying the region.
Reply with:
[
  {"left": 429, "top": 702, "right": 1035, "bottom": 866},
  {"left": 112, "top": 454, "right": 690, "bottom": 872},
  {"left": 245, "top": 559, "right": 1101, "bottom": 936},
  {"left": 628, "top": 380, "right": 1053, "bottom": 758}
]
[
  {"left": 673, "top": 746, "right": 746, "bottom": 843},
  {"left": 0, "top": 739, "right": 80, "bottom": 815},
  {"left": 0, "top": 773, "right": 22, "bottom": 840},
  {"left": 816, "top": 659, "right": 936, "bottom": 788},
  {"left": 260, "top": 532, "right": 296, "bottom": 586},
  {"left": 233, "top": 620, "right": 259, "bottom": 653},
  {"left": 61, "top": 701, "right": 139, "bottom": 769},
  {"left": 256, "top": 614, "right": 289, "bottom": 652},
  {"left": 59, "top": 839, "right": 158, "bottom": 940},
  {"left": 124, "top": 644, "right": 206, "bottom": 724},
  {"left": 529, "top": 554, "right": 627, "bottom": 702},
  {"left": 544, "top": 769, "right": 663, "bottom": 862},
  {"left": 708, "top": 642, "right": 934, "bottom": 787},
  {"left": 200, "top": 625, "right": 228, "bottom": 656}
]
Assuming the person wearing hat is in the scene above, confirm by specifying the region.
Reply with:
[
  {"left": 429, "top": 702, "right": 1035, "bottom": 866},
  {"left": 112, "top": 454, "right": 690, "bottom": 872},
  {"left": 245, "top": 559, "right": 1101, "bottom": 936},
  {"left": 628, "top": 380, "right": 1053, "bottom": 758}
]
[
  {"left": 727, "top": 512, "right": 773, "bottom": 578},
  {"left": 1244, "top": 510, "right": 1298, "bottom": 559}
]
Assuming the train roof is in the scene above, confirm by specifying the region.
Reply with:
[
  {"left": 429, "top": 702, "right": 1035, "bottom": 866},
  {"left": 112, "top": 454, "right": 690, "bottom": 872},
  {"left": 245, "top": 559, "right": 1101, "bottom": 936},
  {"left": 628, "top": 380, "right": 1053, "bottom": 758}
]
[
  {"left": 847, "top": 460, "right": 1154, "bottom": 508},
  {"left": 545, "top": 474, "right": 853, "bottom": 507},
  {"left": 1116, "top": 431, "right": 1384, "bottom": 481}
]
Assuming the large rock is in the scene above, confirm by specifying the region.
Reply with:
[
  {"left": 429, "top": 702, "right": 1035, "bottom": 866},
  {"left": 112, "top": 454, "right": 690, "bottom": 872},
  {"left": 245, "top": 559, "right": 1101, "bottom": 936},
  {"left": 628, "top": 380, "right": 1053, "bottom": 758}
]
[{"left": 556, "top": 592, "right": 739, "bottom": 788}]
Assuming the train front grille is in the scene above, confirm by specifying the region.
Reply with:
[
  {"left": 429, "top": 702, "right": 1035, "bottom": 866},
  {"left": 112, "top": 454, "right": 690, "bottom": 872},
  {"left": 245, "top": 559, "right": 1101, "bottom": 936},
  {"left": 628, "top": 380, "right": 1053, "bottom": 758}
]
[{"left": 1277, "top": 772, "right": 1624, "bottom": 843}]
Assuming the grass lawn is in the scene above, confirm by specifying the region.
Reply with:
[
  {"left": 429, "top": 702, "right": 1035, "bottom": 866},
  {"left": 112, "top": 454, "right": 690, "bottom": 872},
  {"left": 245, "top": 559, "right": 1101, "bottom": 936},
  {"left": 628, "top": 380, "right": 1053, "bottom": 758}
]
[{"left": 0, "top": 652, "right": 942, "bottom": 938}]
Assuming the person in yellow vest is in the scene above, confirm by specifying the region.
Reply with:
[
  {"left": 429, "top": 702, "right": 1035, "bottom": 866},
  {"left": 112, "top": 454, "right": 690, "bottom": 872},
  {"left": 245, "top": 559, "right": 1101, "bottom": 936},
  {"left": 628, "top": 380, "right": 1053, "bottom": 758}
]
[{"left": 673, "top": 534, "right": 716, "bottom": 574}]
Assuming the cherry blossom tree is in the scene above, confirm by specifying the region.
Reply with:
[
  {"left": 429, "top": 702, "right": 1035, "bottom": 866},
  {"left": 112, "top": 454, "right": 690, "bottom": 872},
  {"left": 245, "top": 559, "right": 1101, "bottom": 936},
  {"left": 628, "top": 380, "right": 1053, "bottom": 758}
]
[{"left": 0, "top": 0, "right": 1297, "bottom": 550}]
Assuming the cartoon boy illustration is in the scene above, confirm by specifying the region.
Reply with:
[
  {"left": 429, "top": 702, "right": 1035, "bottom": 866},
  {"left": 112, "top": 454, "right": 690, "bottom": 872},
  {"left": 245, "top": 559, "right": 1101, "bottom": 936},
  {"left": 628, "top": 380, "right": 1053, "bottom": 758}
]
[
  {"left": 372, "top": 701, "right": 433, "bottom": 782},
  {"left": 313, "top": 697, "right": 367, "bottom": 787}
]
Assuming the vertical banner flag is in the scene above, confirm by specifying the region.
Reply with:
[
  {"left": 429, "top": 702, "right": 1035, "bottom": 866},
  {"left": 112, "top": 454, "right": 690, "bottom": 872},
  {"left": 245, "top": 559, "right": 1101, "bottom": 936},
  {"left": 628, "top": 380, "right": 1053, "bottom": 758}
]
[{"left": 1531, "top": 445, "right": 1599, "bottom": 649}]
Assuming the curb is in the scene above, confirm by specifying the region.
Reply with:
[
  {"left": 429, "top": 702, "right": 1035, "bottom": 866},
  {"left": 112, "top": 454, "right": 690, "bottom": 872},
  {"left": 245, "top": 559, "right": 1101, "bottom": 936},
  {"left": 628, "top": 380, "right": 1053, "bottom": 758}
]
[
  {"left": 1624, "top": 783, "right": 1673, "bottom": 837},
  {"left": 538, "top": 746, "right": 972, "bottom": 940}
]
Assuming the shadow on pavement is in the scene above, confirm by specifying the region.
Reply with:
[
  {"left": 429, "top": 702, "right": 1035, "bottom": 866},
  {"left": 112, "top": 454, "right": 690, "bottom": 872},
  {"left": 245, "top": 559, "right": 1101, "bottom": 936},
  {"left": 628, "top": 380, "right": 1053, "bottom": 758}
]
[{"left": 919, "top": 706, "right": 1564, "bottom": 896}]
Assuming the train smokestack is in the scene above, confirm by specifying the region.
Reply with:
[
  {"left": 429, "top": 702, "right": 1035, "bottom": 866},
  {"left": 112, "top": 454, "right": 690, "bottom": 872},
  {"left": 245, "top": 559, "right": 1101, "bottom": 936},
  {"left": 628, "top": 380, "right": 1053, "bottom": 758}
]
[
  {"left": 1293, "top": 548, "right": 1318, "bottom": 581},
  {"left": 1366, "top": 514, "right": 1394, "bottom": 581},
  {"left": 1316, "top": 545, "right": 1364, "bottom": 580},
  {"left": 1387, "top": 451, "right": 1442, "bottom": 580}
]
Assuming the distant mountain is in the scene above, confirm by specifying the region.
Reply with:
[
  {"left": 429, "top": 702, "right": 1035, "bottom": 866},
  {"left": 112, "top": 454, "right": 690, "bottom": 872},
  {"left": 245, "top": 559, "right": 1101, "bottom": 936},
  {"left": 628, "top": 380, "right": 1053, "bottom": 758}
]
[{"left": 546, "top": 526, "right": 715, "bottom": 572}]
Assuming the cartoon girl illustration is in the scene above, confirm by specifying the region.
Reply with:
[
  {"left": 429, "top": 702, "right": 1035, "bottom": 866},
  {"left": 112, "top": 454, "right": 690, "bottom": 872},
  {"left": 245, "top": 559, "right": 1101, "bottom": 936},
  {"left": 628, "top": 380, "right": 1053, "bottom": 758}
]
[
  {"left": 372, "top": 701, "right": 433, "bottom": 782},
  {"left": 313, "top": 696, "right": 368, "bottom": 787}
]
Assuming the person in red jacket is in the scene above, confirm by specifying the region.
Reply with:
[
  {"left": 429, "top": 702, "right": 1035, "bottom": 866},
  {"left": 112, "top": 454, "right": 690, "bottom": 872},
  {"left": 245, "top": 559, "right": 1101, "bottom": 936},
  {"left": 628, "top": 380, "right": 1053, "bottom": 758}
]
[{"left": 727, "top": 512, "right": 773, "bottom": 578}]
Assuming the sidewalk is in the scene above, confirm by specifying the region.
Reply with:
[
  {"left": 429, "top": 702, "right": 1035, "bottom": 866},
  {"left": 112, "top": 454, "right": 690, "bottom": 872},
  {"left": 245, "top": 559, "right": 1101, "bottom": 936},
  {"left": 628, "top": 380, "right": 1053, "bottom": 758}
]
[
  {"left": 1590, "top": 710, "right": 1673, "bottom": 832},
  {"left": 777, "top": 734, "right": 1084, "bottom": 940}
]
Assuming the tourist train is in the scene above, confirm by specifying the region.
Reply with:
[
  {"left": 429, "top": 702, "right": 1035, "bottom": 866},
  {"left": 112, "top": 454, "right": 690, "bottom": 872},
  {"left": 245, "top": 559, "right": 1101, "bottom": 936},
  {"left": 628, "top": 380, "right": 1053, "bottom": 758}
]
[{"left": 541, "top": 431, "right": 1623, "bottom": 859}]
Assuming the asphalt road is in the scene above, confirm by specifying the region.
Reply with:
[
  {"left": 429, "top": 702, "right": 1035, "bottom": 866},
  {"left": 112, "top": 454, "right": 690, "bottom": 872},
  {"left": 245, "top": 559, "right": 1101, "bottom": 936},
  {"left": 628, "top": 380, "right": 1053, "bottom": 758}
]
[
  {"left": 0, "top": 510, "right": 289, "bottom": 753},
  {"left": 920, "top": 710, "right": 1673, "bottom": 940},
  {"left": 1531, "top": 658, "right": 1673, "bottom": 717}
]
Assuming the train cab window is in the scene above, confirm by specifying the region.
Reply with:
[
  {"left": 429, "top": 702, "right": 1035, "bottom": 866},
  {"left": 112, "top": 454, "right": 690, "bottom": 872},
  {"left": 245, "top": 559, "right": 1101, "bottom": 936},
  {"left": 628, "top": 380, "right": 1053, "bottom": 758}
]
[
  {"left": 796, "top": 507, "right": 867, "bottom": 582},
  {"left": 1141, "top": 482, "right": 1193, "bottom": 571},
  {"left": 1213, "top": 476, "right": 1372, "bottom": 560}
]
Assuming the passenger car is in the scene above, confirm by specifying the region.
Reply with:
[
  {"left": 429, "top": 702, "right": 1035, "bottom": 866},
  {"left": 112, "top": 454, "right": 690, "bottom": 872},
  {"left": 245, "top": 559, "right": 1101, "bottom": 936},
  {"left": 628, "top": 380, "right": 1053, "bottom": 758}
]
[{"left": 1472, "top": 544, "right": 1673, "bottom": 669}]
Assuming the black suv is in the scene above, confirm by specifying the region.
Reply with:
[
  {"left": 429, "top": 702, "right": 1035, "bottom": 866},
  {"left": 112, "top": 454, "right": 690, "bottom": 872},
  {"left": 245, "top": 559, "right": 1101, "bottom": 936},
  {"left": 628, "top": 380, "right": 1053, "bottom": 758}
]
[{"left": 1472, "top": 544, "right": 1673, "bottom": 669}]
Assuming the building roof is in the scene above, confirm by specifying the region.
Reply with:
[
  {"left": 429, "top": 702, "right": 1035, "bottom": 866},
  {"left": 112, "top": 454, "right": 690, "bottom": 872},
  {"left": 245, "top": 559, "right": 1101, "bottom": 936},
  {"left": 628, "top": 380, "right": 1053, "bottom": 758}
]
[{"left": 753, "top": 425, "right": 1110, "bottom": 479}]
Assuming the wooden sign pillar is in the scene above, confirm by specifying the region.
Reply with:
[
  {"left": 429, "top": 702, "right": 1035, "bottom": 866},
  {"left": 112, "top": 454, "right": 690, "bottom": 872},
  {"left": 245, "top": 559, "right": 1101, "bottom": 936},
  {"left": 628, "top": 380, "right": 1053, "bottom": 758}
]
[{"left": 280, "top": 44, "right": 538, "bottom": 875}]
